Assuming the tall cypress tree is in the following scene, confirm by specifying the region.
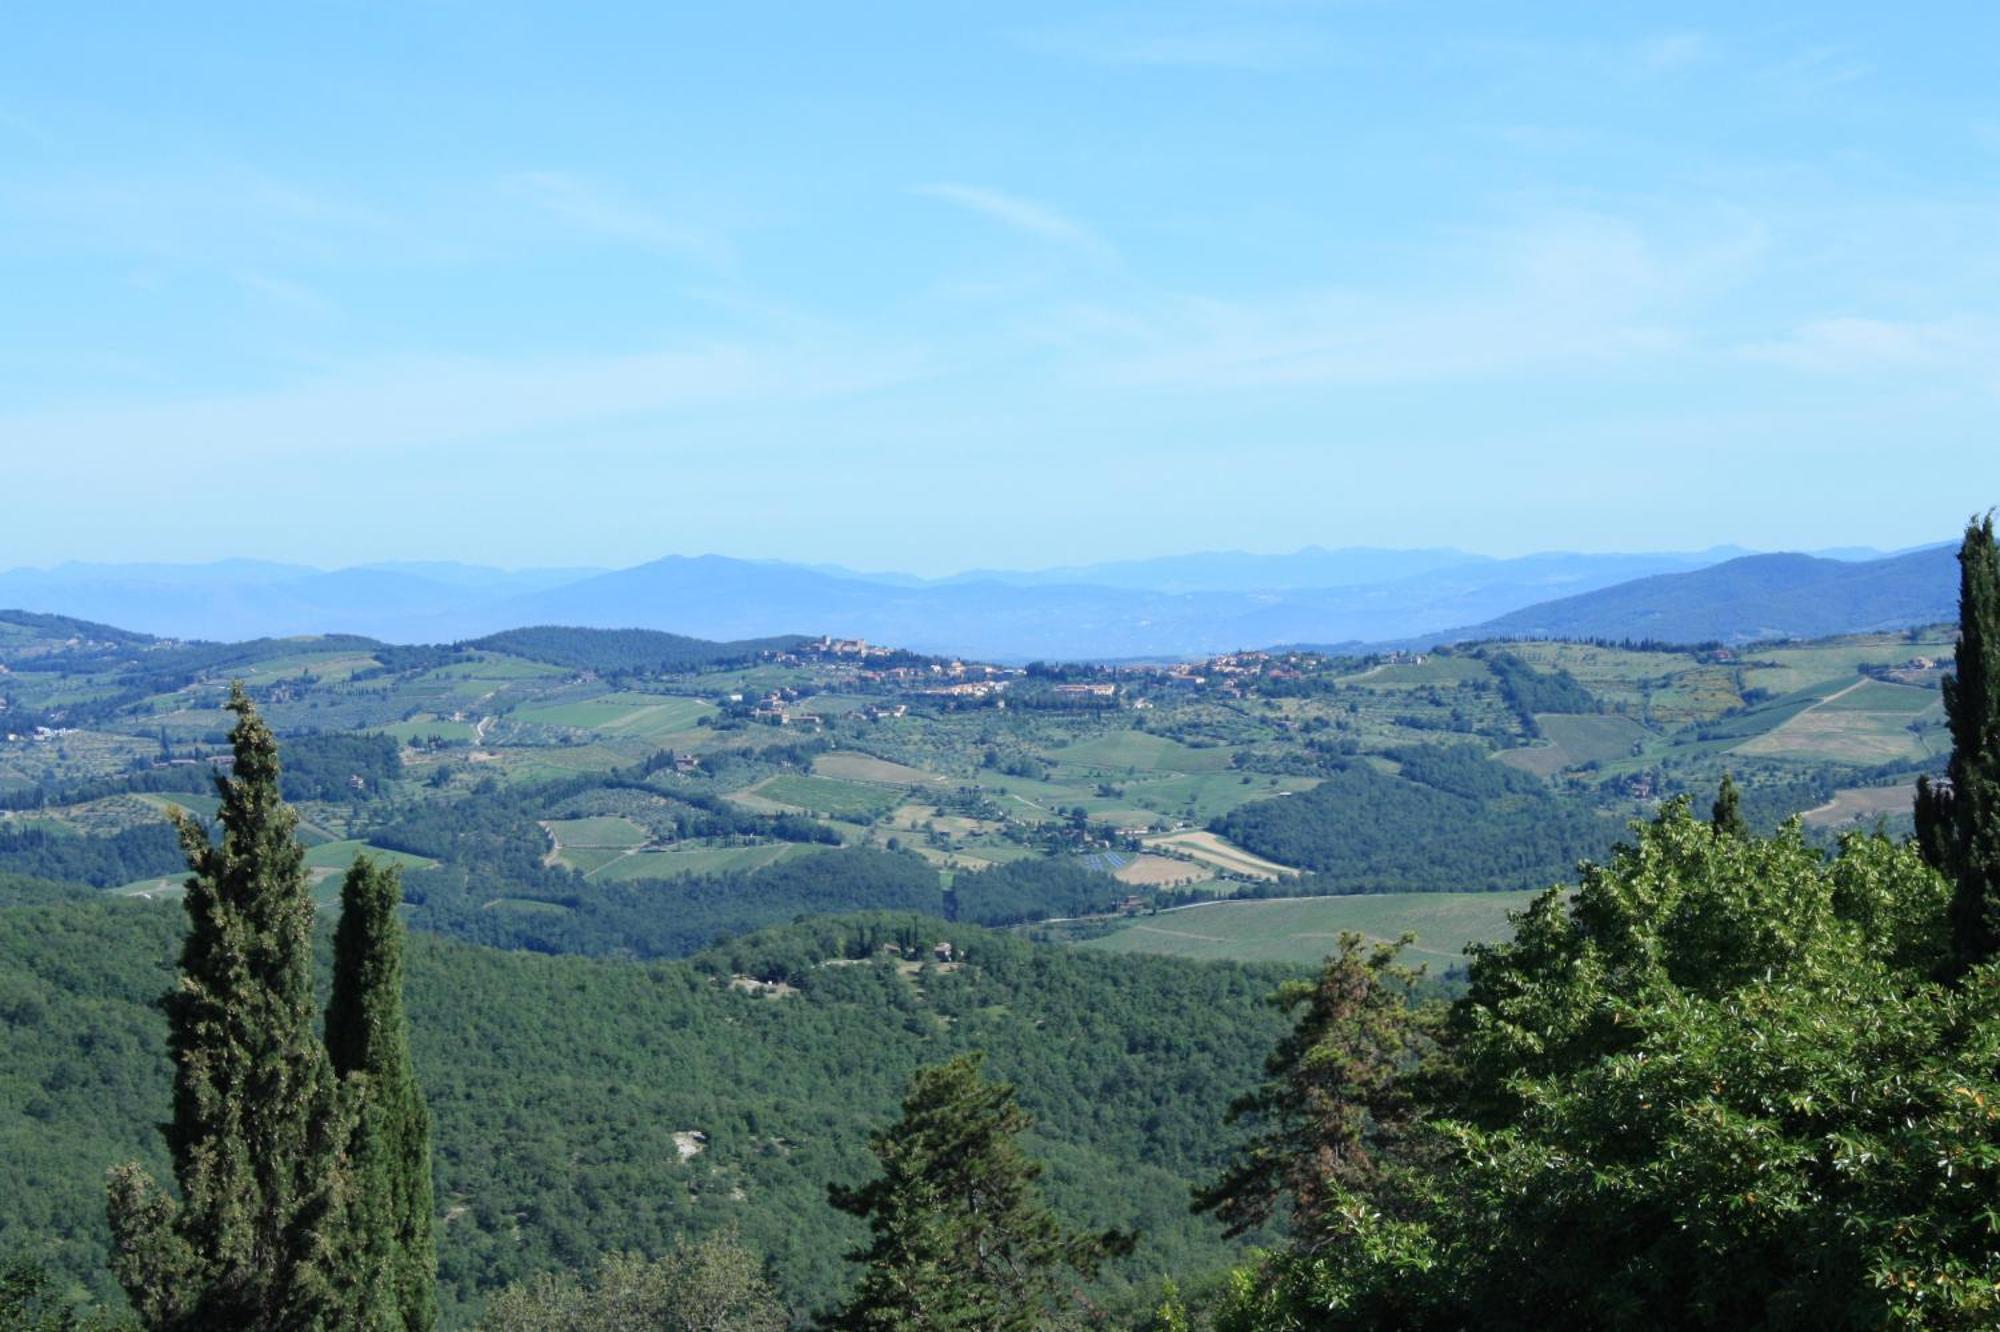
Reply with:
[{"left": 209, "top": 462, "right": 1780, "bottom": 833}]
[
  {"left": 1917, "top": 516, "right": 2000, "bottom": 978},
  {"left": 1711, "top": 773, "right": 1749, "bottom": 839},
  {"left": 326, "top": 857, "right": 438, "bottom": 1332},
  {"left": 106, "top": 685, "right": 346, "bottom": 1330}
]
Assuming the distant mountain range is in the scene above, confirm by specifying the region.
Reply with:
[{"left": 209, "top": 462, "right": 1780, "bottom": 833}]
[
  {"left": 1404, "top": 546, "right": 1958, "bottom": 648},
  {"left": 0, "top": 543, "right": 1946, "bottom": 661}
]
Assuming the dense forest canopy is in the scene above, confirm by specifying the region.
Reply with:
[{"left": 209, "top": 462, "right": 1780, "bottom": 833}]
[
  {"left": 467, "top": 627, "right": 811, "bottom": 674},
  {"left": 0, "top": 898, "right": 1291, "bottom": 1321}
]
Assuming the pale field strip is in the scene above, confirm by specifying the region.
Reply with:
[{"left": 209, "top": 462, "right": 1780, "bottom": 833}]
[{"left": 1142, "top": 829, "right": 1300, "bottom": 880}]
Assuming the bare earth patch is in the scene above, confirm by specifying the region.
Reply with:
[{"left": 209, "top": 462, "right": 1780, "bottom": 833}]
[
  {"left": 1801, "top": 784, "right": 1918, "bottom": 829},
  {"left": 1112, "top": 853, "right": 1209, "bottom": 888}
]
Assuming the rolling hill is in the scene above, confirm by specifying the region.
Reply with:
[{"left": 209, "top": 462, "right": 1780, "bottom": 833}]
[{"left": 1419, "top": 546, "right": 1955, "bottom": 646}]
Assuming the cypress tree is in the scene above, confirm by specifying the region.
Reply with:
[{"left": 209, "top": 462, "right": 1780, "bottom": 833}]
[
  {"left": 1917, "top": 516, "right": 2000, "bottom": 977},
  {"left": 1711, "top": 773, "right": 1749, "bottom": 839},
  {"left": 325, "top": 857, "right": 438, "bottom": 1332},
  {"left": 106, "top": 685, "right": 347, "bottom": 1330}
]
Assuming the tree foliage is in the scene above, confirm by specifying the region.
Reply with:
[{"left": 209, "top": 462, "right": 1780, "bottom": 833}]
[
  {"left": 101, "top": 687, "right": 434, "bottom": 1331},
  {"left": 1192, "top": 935, "right": 1433, "bottom": 1241},
  {"left": 1213, "top": 755, "right": 1616, "bottom": 892},
  {"left": 474, "top": 1233, "right": 784, "bottom": 1332},
  {"left": 326, "top": 858, "right": 437, "bottom": 1331},
  {"left": 1213, "top": 803, "right": 1998, "bottom": 1330},
  {"left": 825, "top": 1054, "right": 1135, "bottom": 1331},
  {"left": 1710, "top": 771, "right": 1749, "bottom": 838},
  {"left": 106, "top": 685, "right": 347, "bottom": 1331}
]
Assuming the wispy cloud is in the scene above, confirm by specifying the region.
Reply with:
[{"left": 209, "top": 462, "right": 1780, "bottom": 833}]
[
  {"left": 1038, "top": 212, "right": 1761, "bottom": 389},
  {"left": 505, "top": 171, "right": 731, "bottom": 268},
  {"left": 1762, "top": 45, "right": 1870, "bottom": 98},
  {"left": 2, "top": 339, "right": 928, "bottom": 467},
  {"left": 1025, "top": 15, "right": 1332, "bottom": 71},
  {"left": 912, "top": 183, "right": 1110, "bottom": 255},
  {"left": 233, "top": 270, "right": 335, "bottom": 316},
  {"left": 1741, "top": 316, "right": 2000, "bottom": 377},
  {"left": 1638, "top": 32, "right": 1708, "bottom": 72}
]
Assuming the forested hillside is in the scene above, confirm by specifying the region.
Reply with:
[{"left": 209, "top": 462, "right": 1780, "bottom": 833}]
[
  {"left": 467, "top": 626, "right": 811, "bottom": 674},
  {"left": 0, "top": 898, "right": 1291, "bottom": 1323},
  {"left": 1214, "top": 749, "right": 1620, "bottom": 892}
]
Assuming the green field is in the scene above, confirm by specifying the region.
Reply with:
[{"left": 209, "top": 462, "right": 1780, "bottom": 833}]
[
  {"left": 589, "top": 841, "right": 826, "bottom": 881},
  {"left": 813, "top": 750, "right": 950, "bottom": 787},
  {"left": 114, "top": 839, "right": 435, "bottom": 904},
  {"left": 1815, "top": 679, "right": 1940, "bottom": 713},
  {"left": 299, "top": 839, "right": 438, "bottom": 872},
  {"left": 1042, "top": 731, "right": 1238, "bottom": 774},
  {"left": 510, "top": 693, "right": 714, "bottom": 738},
  {"left": 376, "top": 716, "right": 480, "bottom": 743},
  {"left": 541, "top": 815, "right": 652, "bottom": 873},
  {"left": 1733, "top": 678, "right": 1942, "bottom": 765},
  {"left": 1078, "top": 890, "right": 1541, "bottom": 970},
  {"left": 752, "top": 774, "right": 902, "bottom": 820},
  {"left": 1498, "top": 713, "right": 1652, "bottom": 776}
]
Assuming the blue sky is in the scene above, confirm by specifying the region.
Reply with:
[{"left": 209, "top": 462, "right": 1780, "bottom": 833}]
[{"left": 3, "top": 3, "right": 1997, "bottom": 573}]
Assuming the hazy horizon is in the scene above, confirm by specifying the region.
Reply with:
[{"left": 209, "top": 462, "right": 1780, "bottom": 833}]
[{"left": 0, "top": 534, "right": 1945, "bottom": 584}]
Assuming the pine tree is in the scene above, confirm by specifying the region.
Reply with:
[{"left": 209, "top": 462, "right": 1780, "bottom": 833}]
[
  {"left": 106, "top": 684, "right": 347, "bottom": 1330},
  {"left": 1710, "top": 773, "right": 1749, "bottom": 839},
  {"left": 1917, "top": 515, "right": 2000, "bottom": 977},
  {"left": 326, "top": 857, "right": 438, "bottom": 1332},
  {"left": 826, "top": 1054, "right": 1134, "bottom": 1331},
  {"left": 1192, "top": 934, "right": 1430, "bottom": 1239}
]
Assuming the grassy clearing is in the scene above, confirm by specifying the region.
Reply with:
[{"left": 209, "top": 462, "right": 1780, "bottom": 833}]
[{"left": 1078, "top": 890, "right": 1540, "bottom": 970}]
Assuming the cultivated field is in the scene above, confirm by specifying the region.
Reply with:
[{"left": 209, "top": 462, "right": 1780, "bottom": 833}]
[
  {"left": 510, "top": 693, "right": 714, "bottom": 739},
  {"left": 1079, "top": 890, "right": 1541, "bottom": 969},
  {"left": 1801, "top": 784, "right": 1920, "bottom": 829},
  {"left": 813, "top": 750, "right": 949, "bottom": 786},
  {"left": 1143, "top": 830, "right": 1299, "bottom": 880},
  {"left": 746, "top": 774, "right": 902, "bottom": 820},
  {"left": 541, "top": 815, "right": 650, "bottom": 873},
  {"left": 1043, "top": 731, "right": 1238, "bottom": 774},
  {"left": 1111, "top": 852, "right": 1209, "bottom": 888},
  {"left": 1497, "top": 712, "right": 1651, "bottom": 777},
  {"left": 589, "top": 841, "right": 824, "bottom": 880},
  {"left": 1734, "top": 679, "right": 1940, "bottom": 765}
]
